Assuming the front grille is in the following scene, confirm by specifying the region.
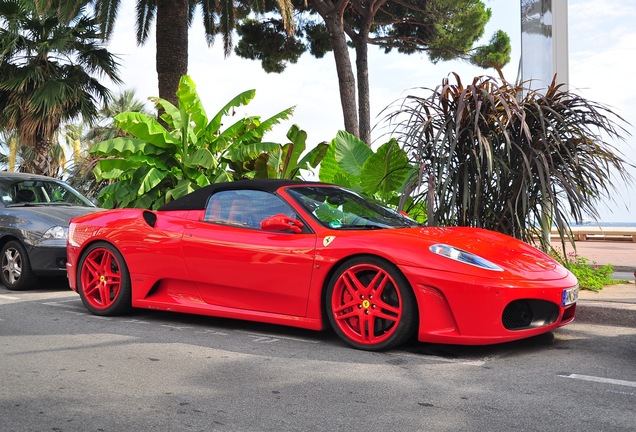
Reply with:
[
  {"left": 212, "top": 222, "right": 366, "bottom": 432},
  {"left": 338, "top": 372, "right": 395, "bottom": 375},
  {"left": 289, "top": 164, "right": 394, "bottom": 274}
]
[
  {"left": 502, "top": 299, "right": 559, "bottom": 330},
  {"left": 502, "top": 300, "right": 533, "bottom": 329}
]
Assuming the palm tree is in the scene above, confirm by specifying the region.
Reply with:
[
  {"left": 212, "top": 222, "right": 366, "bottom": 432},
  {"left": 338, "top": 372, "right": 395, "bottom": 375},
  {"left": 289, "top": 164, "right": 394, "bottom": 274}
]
[
  {"left": 40, "top": 0, "right": 293, "bottom": 106},
  {"left": 64, "top": 89, "right": 151, "bottom": 199},
  {"left": 0, "top": 129, "right": 66, "bottom": 175},
  {"left": 0, "top": 0, "right": 121, "bottom": 176},
  {"left": 84, "top": 88, "right": 151, "bottom": 142}
]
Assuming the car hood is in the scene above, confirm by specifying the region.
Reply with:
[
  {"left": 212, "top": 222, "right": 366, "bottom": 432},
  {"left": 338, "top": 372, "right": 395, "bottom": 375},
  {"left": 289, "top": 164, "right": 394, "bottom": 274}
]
[
  {"left": 351, "top": 226, "right": 569, "bottom": 281},
  {"left": 7, "top": 205, "right": 103, "bottom": 226}
]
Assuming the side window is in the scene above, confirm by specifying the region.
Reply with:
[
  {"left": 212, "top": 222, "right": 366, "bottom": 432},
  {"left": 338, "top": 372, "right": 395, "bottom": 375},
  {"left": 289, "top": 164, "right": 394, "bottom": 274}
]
[
  {"left": 204, "top": 190, "right": 297, "bottom": 229},
  {"left": 13, "top": 185, "right": 38, "bottom": 203}
]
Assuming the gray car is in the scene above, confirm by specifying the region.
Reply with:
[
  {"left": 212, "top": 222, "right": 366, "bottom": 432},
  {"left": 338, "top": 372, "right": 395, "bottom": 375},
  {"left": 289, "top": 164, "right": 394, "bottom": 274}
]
[{"left": 0, "top": 172, "right": 102, "bottom": 290}]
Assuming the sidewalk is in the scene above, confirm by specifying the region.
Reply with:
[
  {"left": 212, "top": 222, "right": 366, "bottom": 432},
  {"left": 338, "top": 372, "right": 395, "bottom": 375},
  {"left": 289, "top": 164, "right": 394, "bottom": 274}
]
[
  {"left": 550, "top": 239, "right": 636, "bottom": 328},
  {"left": 550, "top": 238, "right": 635, "bottom": 271}
]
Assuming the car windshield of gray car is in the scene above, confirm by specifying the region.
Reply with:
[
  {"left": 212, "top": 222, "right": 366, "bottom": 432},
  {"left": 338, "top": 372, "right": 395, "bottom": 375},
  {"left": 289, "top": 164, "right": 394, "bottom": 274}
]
[{"left": 2, "top": 180, "right": 93, "bottom": 207}]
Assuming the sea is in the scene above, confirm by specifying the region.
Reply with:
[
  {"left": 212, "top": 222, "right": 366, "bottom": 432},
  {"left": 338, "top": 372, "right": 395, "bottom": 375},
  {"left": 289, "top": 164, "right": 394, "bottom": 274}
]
[{"left": 572, "top": 221, "right": 636, "bottom": 228}]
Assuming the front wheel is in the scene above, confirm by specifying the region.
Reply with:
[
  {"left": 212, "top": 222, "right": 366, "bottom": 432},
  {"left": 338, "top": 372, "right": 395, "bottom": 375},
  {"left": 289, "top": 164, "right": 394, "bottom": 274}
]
[
  {"left": 326, "top": 256, "right": 417, "bottom": 351},
  {"left": 0, "top": 241, "right": 37, "bottom": 291},
  {"left": 77, "top": 242, "right": 131, "bottom": 316}
]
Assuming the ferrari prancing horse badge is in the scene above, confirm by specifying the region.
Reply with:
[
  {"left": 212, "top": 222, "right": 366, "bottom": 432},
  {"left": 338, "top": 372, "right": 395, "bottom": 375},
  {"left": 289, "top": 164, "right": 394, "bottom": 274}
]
[{"left": 323, "top": 236, "right": 335, "bottom": 247}]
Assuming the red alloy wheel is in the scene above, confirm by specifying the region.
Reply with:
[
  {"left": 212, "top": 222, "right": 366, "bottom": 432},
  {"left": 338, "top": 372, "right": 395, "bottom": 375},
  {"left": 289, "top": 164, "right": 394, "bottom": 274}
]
[
  {"left": 330, "top": 261, "right": 409, "bottom": 349},
  {"left": 78, "top": 243, "right": 131, "bottom": 315}
]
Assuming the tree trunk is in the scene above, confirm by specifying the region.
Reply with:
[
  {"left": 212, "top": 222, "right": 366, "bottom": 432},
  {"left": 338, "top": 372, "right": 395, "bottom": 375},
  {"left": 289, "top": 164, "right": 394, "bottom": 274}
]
[
  {"left": 311, "top": 0, "right": 359, "bottom": 138},
  {"left": 354, "top": 37, "right": 371, "bottom": 145},
  {"left": 326, "top": 19, "right": 359, "bottom": 138},
  {"left": 28, "top": 133, "right": 53, "bottom": 176},
  {"left": 155, "top": 0, "right": 189, "bottom": 106}
]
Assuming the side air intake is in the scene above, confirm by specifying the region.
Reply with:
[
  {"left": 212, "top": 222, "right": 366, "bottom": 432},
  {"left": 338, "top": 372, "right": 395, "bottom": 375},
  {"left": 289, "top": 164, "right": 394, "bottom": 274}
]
[{"left": 143, "top": 211, "right": 157, "bottom": 228}]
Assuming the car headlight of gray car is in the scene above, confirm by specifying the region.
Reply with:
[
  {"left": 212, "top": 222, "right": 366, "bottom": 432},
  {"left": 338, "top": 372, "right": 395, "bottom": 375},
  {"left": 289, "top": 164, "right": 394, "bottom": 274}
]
[{"left": 42, "top": 226, "right": 68, "bottom": 239}]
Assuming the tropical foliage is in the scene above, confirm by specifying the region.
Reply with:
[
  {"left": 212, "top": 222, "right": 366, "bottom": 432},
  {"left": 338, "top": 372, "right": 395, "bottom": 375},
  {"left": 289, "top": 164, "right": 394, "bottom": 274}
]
[
  {"left": 0, "top": 0, "right": 120, "bottom": 176},
  {"left": 383, "top": 73, "right": 633, "bottom": 251},
  {"left": 91, "top": 75, "right": 325, "bottom": 209},
  {"left": 318, "top": 130, "right": 427, "bottom": 222}
]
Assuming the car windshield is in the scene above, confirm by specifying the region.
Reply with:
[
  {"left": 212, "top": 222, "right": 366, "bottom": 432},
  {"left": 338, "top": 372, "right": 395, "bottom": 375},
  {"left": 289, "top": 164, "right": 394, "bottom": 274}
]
[
  {"left": 2, "top": 179, "right": 95, "bottom": 207},
  {"left": 286, "top": 186, "right": 420, "bottom": 230}
]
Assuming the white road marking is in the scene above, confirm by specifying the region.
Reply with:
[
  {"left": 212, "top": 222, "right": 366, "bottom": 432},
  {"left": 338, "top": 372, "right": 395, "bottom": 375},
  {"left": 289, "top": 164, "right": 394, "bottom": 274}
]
[
  {"left": 250, "top": 336, "right": 279, "bottom": 343},
  {"left": 236, "top": 330, "right": 320, "bottom": 344},
  {"left": 561, "top": 373, "right": 636, "bottom": 388},
  {"left": 608, "top": 389, "right": 636, "bottom": 397},
  {"left": 0, "top": 294, "right": 20, "bottom": 300},
  {"left": 394, "top": 350, "right": 486, "bottom": 366},
  {"left": 195, "top": 329, "right": 229, "bottom": 336},
  {"left": 42, "top": 298, "right": 80, "bottom": 307},
  {"left": 122, "top": 319, "right": 150, "bottom": 325},
  {"left": 64, "top": 310, "right": 111, "bottom": 319},
  {"left": 160, "top": 324, "right": 193, "bottom": 331}
]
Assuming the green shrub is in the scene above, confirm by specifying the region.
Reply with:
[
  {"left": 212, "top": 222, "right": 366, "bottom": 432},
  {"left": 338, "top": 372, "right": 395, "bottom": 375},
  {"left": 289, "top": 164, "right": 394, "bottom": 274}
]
[{"left": 560, "top": 254, "right": 628, "bottom": 292}]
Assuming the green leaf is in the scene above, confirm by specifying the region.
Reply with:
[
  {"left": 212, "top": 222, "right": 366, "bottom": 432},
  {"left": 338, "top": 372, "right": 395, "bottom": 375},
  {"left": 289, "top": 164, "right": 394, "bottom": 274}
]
[
  {"left": 360, "top": 139, "right": 411, "bottom": 202},
  {"left": 149, "top": 96, "right": 180, "bottom": 130},
  {"left": 253, "top": 153, "right": 276, "bottom": 178},
  {"left": 133, "top": 192, "right": 159, "bottom": 209},
  {"left": 175, "top": 75, "right": 208, "bottom": 137},
  {"left": 90, "top": 137, "right": 164, "bottom": 157},
  {"left": 298, "top": 141, "right": 329, "bottom": 170},
  {"left": 213, "top": 117, "right": 260, "bottom": 153},
  {"left": 234, "top": 107, "right": 295, "bottom": 146},
  {"left": 135, "top": 167, "right": 167, "bottom": 196},
  {"left": 165, "top": 179, "right": 197, "bottom": 202},
  {"left": 185, "top": 148, "right": 218, "bottom": 170},
  {"left": 319, "top": 139, "right": 349, "bottom": 184},
  {"left": 279, "top": 124, "right": 306, "bottom": 178},
  {"left": 93, "top": 158, "right": 137, "bottom": 180},
  {"left": 206, "top": 89, "right": 256, "bottom": 137},
  {"left": 226, "top": 141, "right": 281, "bottom": 163},
  {"left": 114, "top": 112, "right": 181, "bottom": 148},
  {"left": 333, "top": 130, "right": 373, "bottom": 176}
]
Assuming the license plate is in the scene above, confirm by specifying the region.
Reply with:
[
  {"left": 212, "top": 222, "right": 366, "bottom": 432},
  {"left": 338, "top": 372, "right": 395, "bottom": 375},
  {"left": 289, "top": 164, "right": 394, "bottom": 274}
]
[{"left": 562, "top": 285, "right": 579, "bottom": 306}]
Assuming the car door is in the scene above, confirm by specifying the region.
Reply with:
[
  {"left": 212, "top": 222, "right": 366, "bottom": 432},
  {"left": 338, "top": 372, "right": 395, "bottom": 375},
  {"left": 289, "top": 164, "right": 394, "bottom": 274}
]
[{"left": 181, "top": 189, "right": 317, "bottom": 317}]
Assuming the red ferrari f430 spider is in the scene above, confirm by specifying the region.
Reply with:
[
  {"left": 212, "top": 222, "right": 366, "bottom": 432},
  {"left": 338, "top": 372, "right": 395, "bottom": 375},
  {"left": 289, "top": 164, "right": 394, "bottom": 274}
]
[{"left": 67, "top": 180, "right": 578, "bottom": 350}]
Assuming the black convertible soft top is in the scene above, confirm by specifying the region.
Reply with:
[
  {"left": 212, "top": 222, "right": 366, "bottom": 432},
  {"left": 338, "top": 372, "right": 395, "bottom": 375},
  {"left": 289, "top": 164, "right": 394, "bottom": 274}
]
[{"left": 158, "top": 179, "right": 326, "bottom": 211}]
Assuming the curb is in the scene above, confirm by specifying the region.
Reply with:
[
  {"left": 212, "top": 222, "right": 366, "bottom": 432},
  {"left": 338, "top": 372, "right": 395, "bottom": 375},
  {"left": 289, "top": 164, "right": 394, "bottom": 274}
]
[
  {"left": 575, "top": 301, "right": 636, "bottom": 328},
  {"left": 612, "top": 266, "right": 635, "bottom": 273}
]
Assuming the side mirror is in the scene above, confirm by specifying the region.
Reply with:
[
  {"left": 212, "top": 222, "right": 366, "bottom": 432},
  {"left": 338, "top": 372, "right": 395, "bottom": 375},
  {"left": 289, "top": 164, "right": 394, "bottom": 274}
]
[{"left": 261, "top": 214, "right": 304, "bottom": 233}]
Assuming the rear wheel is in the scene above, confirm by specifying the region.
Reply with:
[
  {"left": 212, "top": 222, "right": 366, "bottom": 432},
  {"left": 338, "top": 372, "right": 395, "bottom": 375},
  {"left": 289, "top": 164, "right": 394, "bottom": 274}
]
[
  {"left": 326, "top": 256, "right": 417, "bottom": 351},
  {"left": 0, "top": 241, "right": 37, "bottom": 291},
  {"left": 77, "top": 242, "right": 131, "bottom": 316}
]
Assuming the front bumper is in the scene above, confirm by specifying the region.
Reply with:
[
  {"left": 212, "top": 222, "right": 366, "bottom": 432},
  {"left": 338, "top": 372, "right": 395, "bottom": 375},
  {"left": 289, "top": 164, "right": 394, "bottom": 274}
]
[
  {"left": 26, "top": 239, "right": 68, "bottom": 276},
  {"left": 400, "top": 265, "right": 578, "bottom": 345}
]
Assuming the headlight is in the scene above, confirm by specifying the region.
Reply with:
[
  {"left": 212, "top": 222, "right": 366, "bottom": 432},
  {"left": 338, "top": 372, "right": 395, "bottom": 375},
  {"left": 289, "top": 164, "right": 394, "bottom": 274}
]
[
  {"left": 429, "top": 244, "right": 503, "bottom": 271},
  {"left": 43, "top": 226, "right": 68, "bottom": 239}
]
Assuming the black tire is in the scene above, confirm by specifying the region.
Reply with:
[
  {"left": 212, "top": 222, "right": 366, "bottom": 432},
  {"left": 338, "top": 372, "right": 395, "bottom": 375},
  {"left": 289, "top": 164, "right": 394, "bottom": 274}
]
[
  {"left": 326, "top": 256, "right": 417, "bottom": 351},
  {"left": 0, "top": 240, "right": 38, "bottom": 291},
  {"left": 77, "top": 242, "right": 132, "bottom": 316}
]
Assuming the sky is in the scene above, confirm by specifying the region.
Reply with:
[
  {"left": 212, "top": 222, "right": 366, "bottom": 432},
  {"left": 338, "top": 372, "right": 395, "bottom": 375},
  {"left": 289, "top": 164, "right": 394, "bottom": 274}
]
[{"left": 104, "top": 0, "right": 636, "bottom": 223}]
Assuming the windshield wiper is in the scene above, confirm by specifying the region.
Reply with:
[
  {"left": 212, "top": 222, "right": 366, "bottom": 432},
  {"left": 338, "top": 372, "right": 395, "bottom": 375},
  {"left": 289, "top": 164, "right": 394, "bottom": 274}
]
[
  {"left": 337, "top": 224, "right": 385, "bottom": 230},
  {"left": 7, "top": 202, "right": 40, "bottom": 207}
]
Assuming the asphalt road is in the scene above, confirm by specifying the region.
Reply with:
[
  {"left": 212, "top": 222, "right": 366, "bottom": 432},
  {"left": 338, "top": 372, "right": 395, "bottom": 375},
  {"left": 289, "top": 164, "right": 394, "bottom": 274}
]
[{"left": 1, "top": 283, "right": 635, "bottom": 432}]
